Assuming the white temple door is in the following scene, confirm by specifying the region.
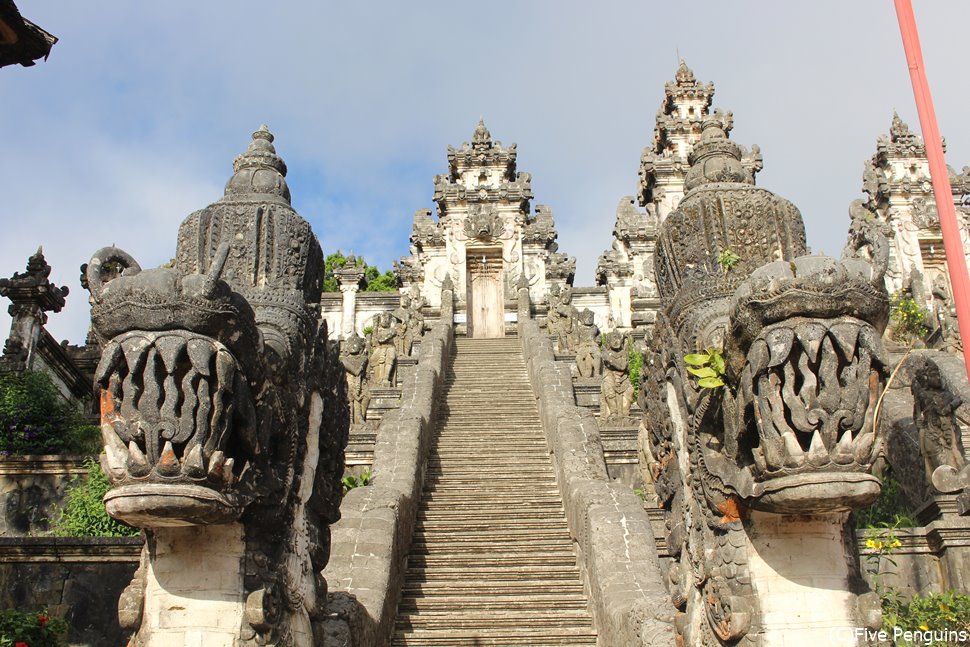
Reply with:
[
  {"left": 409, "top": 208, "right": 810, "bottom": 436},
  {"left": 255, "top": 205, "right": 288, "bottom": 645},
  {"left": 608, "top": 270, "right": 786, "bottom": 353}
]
[{"left": 467, "top": 249, "right": 504, "bottom": 338}]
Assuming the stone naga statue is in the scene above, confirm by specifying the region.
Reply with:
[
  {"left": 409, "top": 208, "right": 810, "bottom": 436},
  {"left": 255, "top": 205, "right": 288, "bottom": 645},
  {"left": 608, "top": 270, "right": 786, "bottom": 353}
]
[
  {"left": 85, "top": 126, "right": 347, "bottom": 647},
  {"left": 639, "top": 113, "right": 890, "bottom": 646}
]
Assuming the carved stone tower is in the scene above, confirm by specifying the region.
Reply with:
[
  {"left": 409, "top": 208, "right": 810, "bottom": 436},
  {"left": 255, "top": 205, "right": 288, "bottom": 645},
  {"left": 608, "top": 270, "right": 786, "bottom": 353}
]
[
  {"left": 396, "top": 119, "right": 574, "bottom": 337},
  {"left": 596, "top": 62, "right": 762, "bottom": 335},
  {"left": 861, "top": 112, "right": 970, "bottom": 297}
]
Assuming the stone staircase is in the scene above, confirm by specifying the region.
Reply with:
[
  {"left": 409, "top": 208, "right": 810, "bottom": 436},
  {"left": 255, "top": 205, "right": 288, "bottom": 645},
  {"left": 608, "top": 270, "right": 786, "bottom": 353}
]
[{"left": 392, "top": 337, "right": 598, "bottom": 646}]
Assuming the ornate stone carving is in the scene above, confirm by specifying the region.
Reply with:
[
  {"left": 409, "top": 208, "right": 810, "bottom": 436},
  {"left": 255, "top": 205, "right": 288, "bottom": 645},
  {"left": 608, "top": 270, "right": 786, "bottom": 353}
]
[
  {"left": 640, "top": 114, "right": 889, "bottom": 645},
  {"left": 463, "top": 204, "right": 504, "bottom": 240},
  {"left": 912, "top": 362, "right": 970, "bottom": 494},
  {"left": 86, "top": 126, "right": 346, "bottom": 645},
  {"left": 931, "top": 276, "right": 961, "bottom": 352},
  {"left": 574, "top": 309, "right": 601, "bottom": 378},
  {"left": 367, "top": 311, "right": 397, "bottom": 388},
  {"left": 600, "top": 331, "right": 633, "bottom": 420},
  {"left": 340, "top": 333, "right": 370, "bottom": 425},
  {"left": 0, "top": 248, "right": 69, "bottom": 371}
]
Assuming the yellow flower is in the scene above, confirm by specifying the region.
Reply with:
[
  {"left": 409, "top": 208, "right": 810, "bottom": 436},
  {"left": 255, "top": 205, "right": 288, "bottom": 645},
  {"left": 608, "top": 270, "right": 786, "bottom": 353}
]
[{"left": 919, "top": 624, "right": 929, "bottom": 631}]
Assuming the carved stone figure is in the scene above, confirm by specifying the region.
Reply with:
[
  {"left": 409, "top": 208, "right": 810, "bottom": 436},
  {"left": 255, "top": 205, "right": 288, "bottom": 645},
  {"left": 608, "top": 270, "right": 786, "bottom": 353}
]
[
  {"left": 544, "top": 285, "right": 562, "bottom": 342},
  {"left": 85, "top": 126, "right": 347, "bottom": 646},
  {"left": 341, "top": 333, "right": 370, "bottom": 425},
  {"left": 555, "top": 286, "right": 579, "bottom": 352},
  {"left": 392, "top": 296, "right": 411, "bottom": 356},
  {"left": 574, "top": 309, "right": 601, "bottom": 379},
  {"left": 913, "top": 362, "right": 970, "bottom": 493},
  {"left": 368, "top": 311, "right": 398, "bottom": 387},
  {"left": 600, "top": 331, "right": 632, "bottom": 419},
  {"left": 640, "top": 114, "right": 889, "bottom": 645},
  {"left": 931, "top": 277, "right": 962, "bottom": 353},
  {"left": 406, "top": 288, "right": 426, "bottom": 352}
]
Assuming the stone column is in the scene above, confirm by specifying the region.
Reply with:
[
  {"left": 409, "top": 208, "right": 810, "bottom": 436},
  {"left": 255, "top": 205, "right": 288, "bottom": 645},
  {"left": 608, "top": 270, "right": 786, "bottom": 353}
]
[
  {"left": 335, "top": 258, "right": 366, "bottom": 338},
  {"left": 516, "top": 273, "right": 531, "bottom": 326},
  {"left": 440, "top": 274, "right": 454, "bottom": 325},
  {"left": 0, "top": 248, "right": 68, "bottom": 371}
]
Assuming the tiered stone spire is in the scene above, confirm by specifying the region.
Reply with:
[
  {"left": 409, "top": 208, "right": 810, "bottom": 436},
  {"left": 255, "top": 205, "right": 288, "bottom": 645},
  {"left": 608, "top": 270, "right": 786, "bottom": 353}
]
[{"left": 638, "top": 61, "right": 761, "bottom": 220}]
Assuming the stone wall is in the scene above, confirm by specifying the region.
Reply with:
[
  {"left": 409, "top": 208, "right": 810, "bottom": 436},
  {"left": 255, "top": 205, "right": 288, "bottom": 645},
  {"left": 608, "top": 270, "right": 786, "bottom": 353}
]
[
  {"left": 0, "top": 537, "right": 140, "bottom": 646},
  {"left": 518, "top": 317, "right": 675, "bottom": 646},
  {"left": 0, "top": 456, "right": 90, "bottom": 536},
  {"left": 322, "top": 319, "right": 453, "bottom": 647},
  {"left": 858, "top": 514, "right": 970, "bottom": 597}
]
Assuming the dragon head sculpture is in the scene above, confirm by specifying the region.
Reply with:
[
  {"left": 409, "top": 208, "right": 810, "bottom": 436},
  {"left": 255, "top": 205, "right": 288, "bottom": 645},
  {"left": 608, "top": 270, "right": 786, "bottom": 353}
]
[
  {"left": 86, "top": 126, "right": 347, "bottom": 645},
  {"left": 640, "top": 113, "right": 889, "bottom": 644}
]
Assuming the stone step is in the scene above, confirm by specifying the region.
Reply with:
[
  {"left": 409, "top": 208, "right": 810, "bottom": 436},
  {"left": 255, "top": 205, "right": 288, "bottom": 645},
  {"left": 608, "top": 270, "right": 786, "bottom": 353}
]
[{"left": 395, "top": 341, "right": 595, "bottom": 644}]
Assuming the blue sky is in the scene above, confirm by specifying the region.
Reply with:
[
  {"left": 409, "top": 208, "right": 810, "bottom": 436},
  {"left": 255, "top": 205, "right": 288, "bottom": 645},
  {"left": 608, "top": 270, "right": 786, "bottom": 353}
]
[{"left": 3, "top": 2, "right": 969, "bottom": 344}]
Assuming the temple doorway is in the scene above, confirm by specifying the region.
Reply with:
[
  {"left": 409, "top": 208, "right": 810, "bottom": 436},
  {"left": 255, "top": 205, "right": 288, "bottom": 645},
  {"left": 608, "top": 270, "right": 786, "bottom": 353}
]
[{"left": 466, "top": 247, "right": 504, "bottom": 338}]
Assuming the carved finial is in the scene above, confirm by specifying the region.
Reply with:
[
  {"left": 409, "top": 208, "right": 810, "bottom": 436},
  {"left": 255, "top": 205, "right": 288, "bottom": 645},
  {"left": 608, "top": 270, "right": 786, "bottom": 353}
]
[
  {"left": 891, "top": 111, "right": 908, "bottom": 138},
  {"left": 675, "top": 59, "right": 696, "bottom": 85},
  {"left": 472, "top": 117, "right": 492, "bottom": 148},
  {"left": 225, "top": 125, "right": 291, "bottom": 202},
  {"left": 683, "top": 110, "right": 747, "bottom": 191}
]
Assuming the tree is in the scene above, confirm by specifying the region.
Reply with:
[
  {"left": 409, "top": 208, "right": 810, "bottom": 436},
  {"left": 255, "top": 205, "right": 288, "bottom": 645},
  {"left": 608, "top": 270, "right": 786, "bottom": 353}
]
[{"left": 322, "top": 250, "right": 398, "bottom": 293}]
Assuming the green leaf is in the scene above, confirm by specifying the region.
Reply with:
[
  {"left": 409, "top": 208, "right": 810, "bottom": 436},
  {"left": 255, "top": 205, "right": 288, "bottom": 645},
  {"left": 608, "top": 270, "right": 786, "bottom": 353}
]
[
  {"left": 683, "top": 354, "right": 710, "bottom": 366},
  {"left": 698, "top": 377, "right": 725, "bottom": 389},
  {"left": 710, "top": 353, "right": 726, "bottom": 375},
  {"left": 687, "top": 366, "right": 717, "bottom": 378}
]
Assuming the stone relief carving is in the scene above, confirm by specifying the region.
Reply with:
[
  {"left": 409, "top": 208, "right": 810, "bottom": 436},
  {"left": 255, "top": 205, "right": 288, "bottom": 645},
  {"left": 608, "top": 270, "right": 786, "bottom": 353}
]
[{"left": 85, "top": 126, "right": 346, "bottom": 645}]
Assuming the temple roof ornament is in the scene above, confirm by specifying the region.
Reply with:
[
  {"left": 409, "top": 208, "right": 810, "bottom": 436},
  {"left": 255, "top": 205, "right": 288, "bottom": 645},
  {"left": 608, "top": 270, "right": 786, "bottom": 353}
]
[
  {"left": 673, "top": 59, "right": 696, "bottom": 85},
  {"left": 224, "top": 124, "right": 291, "bottom": 203},
  {"left": 471, "top": 117, "right": 492, "bottom": 150},
  {"left": 0, "top": 247, "right": 68, "bottom": 314}
]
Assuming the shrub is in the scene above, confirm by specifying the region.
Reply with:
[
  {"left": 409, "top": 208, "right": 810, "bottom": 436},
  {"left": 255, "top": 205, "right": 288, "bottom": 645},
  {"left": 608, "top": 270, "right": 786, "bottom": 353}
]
[
  {"left": 855, "top": 466, "right": 917, "bottom": 529},
  {"left": 0, "top": 608, "right": 67, "bottom": 647},
  {"left": 49, "top": 458, "right": 138, "bottom": 537},
  {"left": 890, "top": 291, "right": 929, "bottom": 342},
  {"left": 0, "top": 370, "right": 95, "bottom": 455},
  {"left": 628, "top": 340, "right": 644, "bottom": 393},
  {"left": 883, "top": 590, "right": 970, "bottom": 644}
]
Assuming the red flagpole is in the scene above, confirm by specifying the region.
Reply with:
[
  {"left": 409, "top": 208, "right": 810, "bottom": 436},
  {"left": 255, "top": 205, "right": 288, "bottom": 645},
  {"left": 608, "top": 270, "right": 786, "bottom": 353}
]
[{"left": 895, "top": 0, "right": 970, "bottom": 378}]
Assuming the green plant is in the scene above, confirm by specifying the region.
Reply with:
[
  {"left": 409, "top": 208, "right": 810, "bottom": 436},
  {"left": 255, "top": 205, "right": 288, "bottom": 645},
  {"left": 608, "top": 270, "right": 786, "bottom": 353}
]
[
  {"left": 0, "top": 370, "right": 97, "bottom": 455},
  {"left": 628, "top": 340, "right": 644, "bottom": 393},
  {"left": 882, "top": 590, "right": 970, "bottom": 642},
  {"left": 0, "top": 608, "right": 67, "bottom": 647},
  {"left": 49, "top": 458, "right": 138, "bottom": 537},
  {"left": 342, "top": 470, "right": 373, "bottom": 493},
  {"left": 717, "top": 248, "right": 740, "bottom": 272},
  {"left": 890, "top": 291, "right": 929, "bottom": 342},
  {"left": 855, "top": 467, "right": 917, "bottom": 529},
  {"left": 684, "top": 347, "right": 727, "bottom": 389}
]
